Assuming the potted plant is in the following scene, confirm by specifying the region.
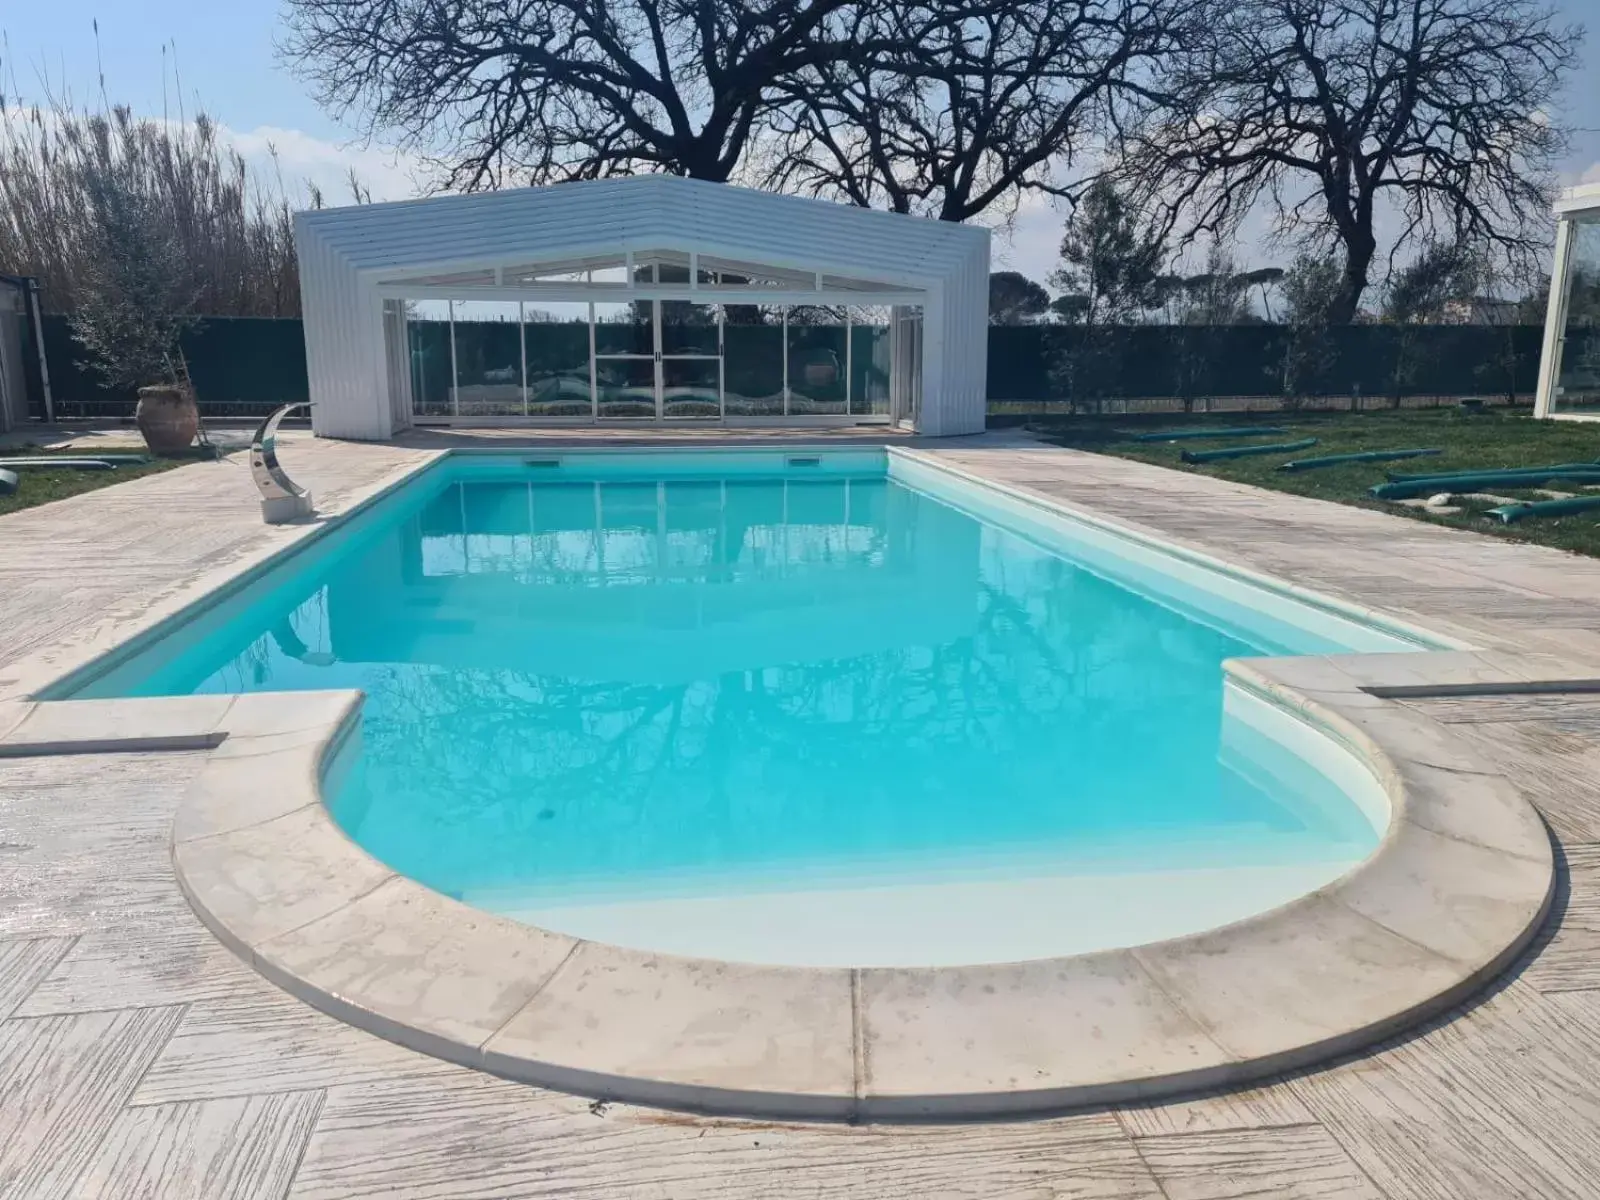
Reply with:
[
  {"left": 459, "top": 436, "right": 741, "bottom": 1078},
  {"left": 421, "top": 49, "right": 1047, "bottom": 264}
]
[
  {"left": 133, "top": 377, "right": 200, "bottom": 455},
  {"left": 68, "top": 160, "right": 200, "bottom": 456}
]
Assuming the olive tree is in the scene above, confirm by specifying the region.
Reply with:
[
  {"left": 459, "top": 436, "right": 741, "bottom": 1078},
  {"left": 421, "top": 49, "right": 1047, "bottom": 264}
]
[{"left": 69, "top": 154, "right": 197, "bottom": 390}]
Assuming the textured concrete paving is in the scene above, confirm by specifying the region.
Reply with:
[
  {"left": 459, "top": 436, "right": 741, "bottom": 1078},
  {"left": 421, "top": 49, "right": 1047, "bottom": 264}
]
[{"left": 4, "top": 430, "right": 1600, "bottom": 1196}]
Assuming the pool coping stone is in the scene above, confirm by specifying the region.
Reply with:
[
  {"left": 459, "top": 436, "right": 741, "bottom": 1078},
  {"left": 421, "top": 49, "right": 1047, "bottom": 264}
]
[{"left": 142, "top": 658, "right": 1555, "bottom": 1120}]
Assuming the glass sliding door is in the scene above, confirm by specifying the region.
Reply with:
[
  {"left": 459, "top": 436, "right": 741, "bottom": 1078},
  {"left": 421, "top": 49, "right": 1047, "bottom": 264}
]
[
  {"left": 891, "top": 306, "right": 924, "bottom": 424},
  {"left": 522, "top": 300, "right": 593, "bottom": 417},
  {"left": 849, "top": 306, "right": 892, "bottom": 417},
  {"left": 660, "top": 299, "right": 722, "bottom": 418},
  {"left": 594, "top": 301, "right": 656, "bottom": 419},
  {"left": 592, "top": 298, "right": 726, "bottom": 420},
  {"left": 786, "top": 307, "right": 847, "bottom": 415},
  {"left": 662, "top": 358, "right": 721, "bottom": 417},
  {"left": 722, "top": 307, "right": 785, "bottom": 416},
  {"left": 407, "top": 300, "right": 454, "bottom": 418},
  {"left": 452, "top": 300, "right": 525, "bottom": 416},
  {"left": 595, "top": 358, "right": 658, "bottom": 419},
  {"left": 399, "top": 286, "right": 857, "bottom": 424}
]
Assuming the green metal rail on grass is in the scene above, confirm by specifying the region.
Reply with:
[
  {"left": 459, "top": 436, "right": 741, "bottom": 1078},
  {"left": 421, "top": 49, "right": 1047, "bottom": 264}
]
[
  {"left": 1386, "top": 461, "right": 1600, "bottom": 483},
  {"left": 1371, "top": 469, "right": 1600, "bottom": 501},
  {"left": 1488, "top": 496, "right": 1600, "bottom": 524},
  {"left": 1278, "top": 448, "right": 1441, "bottom": 472},
  {"left": 1181, "top": 438, "right": 1318, "bottom": 464},
  {"left": 0, "top": 459, "right": 117, "bottom": 471},
  {"left": 1131, "top": 426, "right": 1290, "bottom": 442}
]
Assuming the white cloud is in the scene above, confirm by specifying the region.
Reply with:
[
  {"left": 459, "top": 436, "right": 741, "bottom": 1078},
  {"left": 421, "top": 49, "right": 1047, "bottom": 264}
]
[
  {"left": 979, "top": 190, "right": 1065, "bottom": 281},
  {"left": 215, "top": 124, "right": 426, "bottom": 205}
]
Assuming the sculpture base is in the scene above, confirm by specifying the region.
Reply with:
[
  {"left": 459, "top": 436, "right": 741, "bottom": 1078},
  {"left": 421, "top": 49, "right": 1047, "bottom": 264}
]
[{"left": 261, "top": 493, "right": 315, "bottom": 524}]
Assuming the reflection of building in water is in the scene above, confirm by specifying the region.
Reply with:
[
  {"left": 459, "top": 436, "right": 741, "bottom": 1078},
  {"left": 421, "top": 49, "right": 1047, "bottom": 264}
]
[{"left": 323, "top": 477, "right": 985, "bottom": 683}]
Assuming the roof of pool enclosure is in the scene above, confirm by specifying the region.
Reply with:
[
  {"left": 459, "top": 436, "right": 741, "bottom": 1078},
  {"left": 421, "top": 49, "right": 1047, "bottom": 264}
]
[{"left": 293, "top": 176, "right": 990, "bottom": 439}]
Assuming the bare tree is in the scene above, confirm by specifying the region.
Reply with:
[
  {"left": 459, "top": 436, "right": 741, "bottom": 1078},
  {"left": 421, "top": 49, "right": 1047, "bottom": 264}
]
[
  {"left": 1124, "top": 0, "right": 1581, "bottom": 324},
  {"left": 281, "top": 0, "right": 870, "bottom": 189},
  {"left": 759, "top": 0, "right": 1192, "bottom": 221}
]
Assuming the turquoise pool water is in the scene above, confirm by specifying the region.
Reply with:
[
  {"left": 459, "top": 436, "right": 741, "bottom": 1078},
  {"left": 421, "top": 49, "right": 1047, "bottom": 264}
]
[{"left": 76, "top": 450, "right": 1419, "bottom": 966}]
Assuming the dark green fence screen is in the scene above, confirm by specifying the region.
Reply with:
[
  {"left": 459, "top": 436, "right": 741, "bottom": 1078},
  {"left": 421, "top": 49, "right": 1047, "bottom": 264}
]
[
  {"left": 986, "top": 323, "right": 1544, "bottom": 410},
  {"left": 22, "top": 314, "right": 1544, "bottom": 420},
  {"left": 31, "top": 315, "right": 309, "bottom": 419}
]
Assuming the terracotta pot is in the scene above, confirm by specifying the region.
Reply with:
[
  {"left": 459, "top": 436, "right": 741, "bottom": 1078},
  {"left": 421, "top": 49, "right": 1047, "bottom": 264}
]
[{"left": 135, "top": 385, "right": 199, "bottom": 456}]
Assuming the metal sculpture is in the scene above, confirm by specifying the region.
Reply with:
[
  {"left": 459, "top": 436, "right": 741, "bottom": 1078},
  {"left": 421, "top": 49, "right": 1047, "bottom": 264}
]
[{"left": 251, "top": 402, "right": 315, "bottom": 523}]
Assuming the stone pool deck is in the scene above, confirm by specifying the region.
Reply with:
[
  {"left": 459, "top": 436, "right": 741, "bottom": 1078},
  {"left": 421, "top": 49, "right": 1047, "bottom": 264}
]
[{"left": 3, "top": 429, "right": 1600, "bottom": 1195}]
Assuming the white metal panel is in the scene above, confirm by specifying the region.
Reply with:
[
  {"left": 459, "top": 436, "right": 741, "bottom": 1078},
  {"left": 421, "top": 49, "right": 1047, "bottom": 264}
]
[
  {"left": 1536, "top": 218, "right": 1578, "bottom": 420},
  {"left": 297, "top": 213, "right": 394, "bottom": 439},
  {"left": 298, "top": 177, "right": 983, "bottom": 288},
  {"left": 1555, "top": 182, "right": 1600, "bottom": 218},
  {"left": 915, "top": 226, "right": 988, "bottom": 436}
]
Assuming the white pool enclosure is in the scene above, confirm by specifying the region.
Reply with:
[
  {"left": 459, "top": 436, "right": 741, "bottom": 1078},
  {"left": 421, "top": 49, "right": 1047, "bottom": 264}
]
[
  {"left": 294, "top": 176, "right": 990, "bottom": 439},
  {"left": 1536, "top": 181, "right": 1600, "bottom": 421}
]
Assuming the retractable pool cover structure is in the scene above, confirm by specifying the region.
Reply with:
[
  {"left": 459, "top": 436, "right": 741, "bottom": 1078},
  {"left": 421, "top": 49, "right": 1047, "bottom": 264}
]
[{"left": 294, "top": 176, "right": 990, "bottom": 439}]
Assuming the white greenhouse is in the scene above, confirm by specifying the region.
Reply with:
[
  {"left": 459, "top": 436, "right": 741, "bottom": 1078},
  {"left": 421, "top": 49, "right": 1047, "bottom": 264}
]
[
  {"left": 1536, "top": 181, "right": 1600, "bottom": 420},
  {"left": 293, "top": 176, "right": 990, "bottom": 440}
]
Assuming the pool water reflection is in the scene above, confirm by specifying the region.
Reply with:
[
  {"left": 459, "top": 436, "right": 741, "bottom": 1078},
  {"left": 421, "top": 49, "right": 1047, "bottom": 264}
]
[{"left": 83, "top": 459, "right": 1385, "bottom": 965}]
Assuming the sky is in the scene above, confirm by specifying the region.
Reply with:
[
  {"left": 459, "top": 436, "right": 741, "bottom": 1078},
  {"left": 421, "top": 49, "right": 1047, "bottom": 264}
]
[{"left": 3, "top": 0, "right": 1598, "bottom": 279}]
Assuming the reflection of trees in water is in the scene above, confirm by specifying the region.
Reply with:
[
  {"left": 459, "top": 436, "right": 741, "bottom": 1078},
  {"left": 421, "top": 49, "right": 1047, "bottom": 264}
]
[
  {"left": 225, "top": 637, "right": 276, "bottom": 690},
  {"left": 348, "top": 551, "right": 1246, "bottom": 877},
  {"left": 190, "top": 485, "right": 1257, "bottom": 888}
]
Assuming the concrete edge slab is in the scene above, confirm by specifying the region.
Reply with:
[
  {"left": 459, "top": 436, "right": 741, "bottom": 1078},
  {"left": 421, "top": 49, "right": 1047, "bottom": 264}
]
[
  {"left": 153, "top": 663, "right": 1553, "bottom": 1122},
  {"left": 0, "top": 701, "right": 34, "bottom": 740}
]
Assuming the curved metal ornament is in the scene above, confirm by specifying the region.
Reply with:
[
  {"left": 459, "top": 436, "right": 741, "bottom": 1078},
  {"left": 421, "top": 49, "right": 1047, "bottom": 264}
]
[{"left": 251, "top": 402, "right": 315, "bottom": 523}]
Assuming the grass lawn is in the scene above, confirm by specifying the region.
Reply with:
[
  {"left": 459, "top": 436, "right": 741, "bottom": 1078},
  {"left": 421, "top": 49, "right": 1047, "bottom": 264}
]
[
  {"left": 1032, "top": 407, "right": 1600, "bottom": 558},
  {"left": 0, "top": 445, "right": 200, "bottom": 517}
]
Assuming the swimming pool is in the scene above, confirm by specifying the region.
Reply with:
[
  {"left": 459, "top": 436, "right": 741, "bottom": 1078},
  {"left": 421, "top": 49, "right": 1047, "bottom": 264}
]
[{"left": 73, "top": 448, "right": 1431, "bottom": 966}]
